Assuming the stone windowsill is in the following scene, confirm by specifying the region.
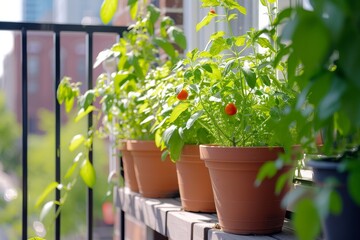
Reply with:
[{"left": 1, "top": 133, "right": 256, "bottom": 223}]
[{"left": 116, "top": 187, "right": 296, "bottom": 240}]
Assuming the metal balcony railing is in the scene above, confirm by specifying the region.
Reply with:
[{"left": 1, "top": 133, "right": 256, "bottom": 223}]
[{"left": 0, "top": 21, "right": 127, "bottom": 240}]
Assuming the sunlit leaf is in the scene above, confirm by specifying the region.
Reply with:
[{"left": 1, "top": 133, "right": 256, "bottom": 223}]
[
  {"left": 169, "top": 103, "right": 190, "bottom": 123},
  {"left": 69, "top": 134, "right": 85, "bottom": 152},
  {"left": 100, "top": 0, "right": 118, "bottom": 24},
  {"left": 196, "top": 13, "right": 216, "bottom": 32},
  {"left": 75, "top": 106, "right": 95, "bottom": 122},
  {"left": 40, "top": 201, "right": 56, "bottom": 221},
  {"left": 186, "top": 110, "right": 204, "bottom": 129},
  {"left": 35, "top": 182, "right": 59, "bottom": 208},
  {"left": 241, "top": 67, "right": 256, "bottom": 89},
  {"left": 80, "top": 159, "right": 96, "bottom": 188},
  {"left": 255, "top": 161, "right": 277, "bottom": 187}
]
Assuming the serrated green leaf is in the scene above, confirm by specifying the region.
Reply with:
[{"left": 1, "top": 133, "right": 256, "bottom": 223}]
[
  {"left": 196, "top": 14, "right": 216, "bottom": 32},
  {"left": 169, "top": 103, "right": 190, "bottom": 123},
  {"left": 36, "top": 182, "right": 59, "bottom": 208},
  {"left": 100, "top": 0, "right": 118, "bottom": 24},
  {"left": 80, "top": 159, "right": 96, "bottom": 188},
  {"left": 69, "top": 134, "right": 85, "bottom": 152}
]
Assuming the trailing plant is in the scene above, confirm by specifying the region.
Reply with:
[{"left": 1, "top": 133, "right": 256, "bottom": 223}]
[{"left": 35, "top": 0, "right": 186, "bottom": 236}]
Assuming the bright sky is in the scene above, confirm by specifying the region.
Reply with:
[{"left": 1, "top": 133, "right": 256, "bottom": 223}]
[{"left": 0, "top": 0, "right": 22, "bottom": 78}]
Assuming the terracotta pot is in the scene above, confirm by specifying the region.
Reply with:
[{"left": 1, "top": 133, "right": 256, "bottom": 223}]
[
  {"left": 176, "top": 145, "right": 216, "bottom": 213},
  {"left": 200, "top": 145, "right": 290, "bottom": 235},
  {"left": 118, "top": 140, "right": 139, "bottom": 193},
  {"left": 127, "top": 140, "right": 179, "bottom": 198}
]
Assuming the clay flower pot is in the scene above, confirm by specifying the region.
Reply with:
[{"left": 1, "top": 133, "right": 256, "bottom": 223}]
[
  {"left": 176, "top": 145, "right": 216, "bottom": 213},
  {"left": 127, "top": 140, "right": 179, "bottom": 198},
  {"left": 200, "top": 145, "right": 290, "bottom": 235},
  {"left": 118, "top": 140, "right": 139, "bottom": 193}
]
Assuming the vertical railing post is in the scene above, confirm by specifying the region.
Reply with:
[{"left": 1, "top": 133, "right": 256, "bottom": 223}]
[
  {"left": 21, "top": 27, "right": 28, "bottom": 240},
  {"left": 54, "top": 30, "right": 61, "bottom": 240},
  {"left": 86, "top": 31, "right": 94, "bottom": 240}
]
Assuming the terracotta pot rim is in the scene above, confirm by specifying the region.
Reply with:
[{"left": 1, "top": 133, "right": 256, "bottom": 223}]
[{"left": 199, "top": 144, "right": 284, "bottom": 150}]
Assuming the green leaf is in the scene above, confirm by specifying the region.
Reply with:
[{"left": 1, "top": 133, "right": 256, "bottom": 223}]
[
  {"left": 162, "top": 125, "right": 177, "bottom": 144},
  {"left": 168, "top": 26, "right": 187, "bottom": 50},
  {"left": 329, "top": 190, "right": 342, "bottom": 215},
  {"left": 235, "top": 36, "right": 246, "bottom": 46},
  {"left": 349, "top": 170, "right": 360, "bottom": 205},
  {"left": 255, "top": 161, "right": 277, "bottom": 187},
  {"left": 196, "top": 13, "right": 216, "bottom": 32},
  {"left": 64, "top": 97, "right": 75, "bottom": 113},
  {"left": 275, "top": 172, "right": 291, "bottom": 195},
  {"left": 69, "top": 134, "right": 85, "bottom": 152},
  {"left": 241, "top": 67, "right": 256, "bottom": 89},
  {"left": 293, "top": 199, "right": 321, "bottom": 240},
  {"left": 128, "top": 0, "right": 138, "bottom": 20},
  {"left": 74, "top": 106, "right": 95, "bottom": 123},
  {"left": 140, "top": 115, "right": 155, "bottom": 125},
  {"left": 147, "top": 4, "right": 160, "bottom": 24},
  {"left": 210, "top": 31, "right": 225, "bottom": 40},
  {"left": 28, "top": 237, "right": 46, "bottom": 240},
  {"left": 186, "top": 110, "right": 204, "bottom": 129},
  {"left": 100, "top": 0, "right": 118, "bottom": 24},
  {"left": 79, "top": 90, "right": 95, "bottom": 110},
  {"left": 169, "top": 103, "right": 190, "bottom": 123},
  {"left": 40, "top": 201, "right": 56, "bottom": 221},
  {"left": 257, "top": 37, "right": 275, "bottom": 51},
  {"left": 35, "top": 182, "right": 59, "bottom": 208},
  {"left": 202, "top": 64, "right": 212, "bottom": 73},
  {"left": 154, "top": 37, "right": 176, "bottom": 59},
  {"left": 209, "top": 37, "right": 227, "bottom": 55},
  {"left": 224, "top": 0, "right": 246, "bottom": 14},
  {"left": 260, "top": 75, "right": 271, "bottom": 86},
  {"left": 168, "top": 128, "right": 184, "bottom": 161},
  {"left": 80, "top": 159, "right": 96, "bottom": 188}
]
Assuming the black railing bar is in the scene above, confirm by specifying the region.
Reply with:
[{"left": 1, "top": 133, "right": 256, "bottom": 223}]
[
  {"left": 86, "top": 32, "right": 94, "bottom": 240},
  {"left": 54, "top": 30, "right": 61, "bottom": 240},
  {"left": 21, "top": 27, "right": 29, "bottom": 240},
  {"left": 0, "top": 21, "right": 127, "bottom": 35},
  {"left": 119, "top": 156, "right": 125, "bottom": 240}
]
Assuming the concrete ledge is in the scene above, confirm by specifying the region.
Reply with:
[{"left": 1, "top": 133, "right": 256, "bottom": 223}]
[{"left": 117, "top": 187, "right": 296, "bottom": 240}]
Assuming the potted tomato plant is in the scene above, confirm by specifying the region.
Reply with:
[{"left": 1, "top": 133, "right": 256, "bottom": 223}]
[{"left": 154, "top": 0, "right": 298, "bottom": 234}]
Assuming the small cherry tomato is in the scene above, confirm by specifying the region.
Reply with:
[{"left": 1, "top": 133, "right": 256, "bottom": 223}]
[
  {"left": 210, "top": 9, "right": 216, "bottom": 14},
  {"left": 225, "top": 103, "right": 237, "bottom": 116},
  {"left": 177, "top": 89, "right": 189, "bottom": 100}
]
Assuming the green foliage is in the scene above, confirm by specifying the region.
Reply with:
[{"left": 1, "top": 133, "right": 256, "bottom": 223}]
[
  {"left": 268, "top": 1, "right": 360, "bottom": 239},
  {"left": 0, "top": 90, "right": 20, "bottom": 172},
  {"left": 100, "top": 0, "right": 118, "bottom": 24}
]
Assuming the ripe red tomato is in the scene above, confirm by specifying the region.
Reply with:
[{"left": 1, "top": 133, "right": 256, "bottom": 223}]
[
  {"left": 225, "top": 103, "right": 237, "bottom": 116},
  {"left": 177, "top": 89, "right": 188, "bottom": 100}
]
